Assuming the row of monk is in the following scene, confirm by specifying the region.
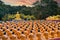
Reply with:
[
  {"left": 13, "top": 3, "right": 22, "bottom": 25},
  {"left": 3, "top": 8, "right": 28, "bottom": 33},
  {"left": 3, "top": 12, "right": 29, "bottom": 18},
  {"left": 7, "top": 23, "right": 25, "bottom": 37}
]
[{"left": 0, "top": 20, "right": 60, "bottom": 40}]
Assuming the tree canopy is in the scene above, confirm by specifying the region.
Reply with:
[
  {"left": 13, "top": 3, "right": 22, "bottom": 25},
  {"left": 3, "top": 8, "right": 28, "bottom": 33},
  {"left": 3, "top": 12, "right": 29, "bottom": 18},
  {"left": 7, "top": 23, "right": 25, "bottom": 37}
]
[{"left": 0, "top": 0, "right": 60, "bottom": 20}]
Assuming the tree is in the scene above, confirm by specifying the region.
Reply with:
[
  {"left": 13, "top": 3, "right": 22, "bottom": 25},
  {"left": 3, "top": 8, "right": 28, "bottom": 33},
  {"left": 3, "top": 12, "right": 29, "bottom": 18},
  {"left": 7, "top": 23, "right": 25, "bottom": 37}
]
[
  {"left": 0, "top": 0, "right": 59, "bottom": 20},
  {"left": 33, "top": 0, "right": 58, "bottom": 19},
  {"left": 0, "top": 0, "right": 4, "bottom": 20},
  {"left": 0, "top": 0, "right": 4, "bottom": 5}
]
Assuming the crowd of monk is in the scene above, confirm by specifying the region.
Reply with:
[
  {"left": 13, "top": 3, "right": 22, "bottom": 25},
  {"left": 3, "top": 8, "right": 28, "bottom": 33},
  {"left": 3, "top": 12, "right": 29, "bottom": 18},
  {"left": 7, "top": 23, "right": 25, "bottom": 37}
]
[{"left": 0, "top": 20, "right": 60, "bottom": 40}]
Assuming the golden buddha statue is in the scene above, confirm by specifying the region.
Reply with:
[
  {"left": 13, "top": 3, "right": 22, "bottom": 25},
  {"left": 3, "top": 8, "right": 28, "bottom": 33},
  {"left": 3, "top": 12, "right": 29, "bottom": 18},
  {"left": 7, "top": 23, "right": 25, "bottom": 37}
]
[{"left": 15, "top": 12, "right": 21, "bottom": 20}]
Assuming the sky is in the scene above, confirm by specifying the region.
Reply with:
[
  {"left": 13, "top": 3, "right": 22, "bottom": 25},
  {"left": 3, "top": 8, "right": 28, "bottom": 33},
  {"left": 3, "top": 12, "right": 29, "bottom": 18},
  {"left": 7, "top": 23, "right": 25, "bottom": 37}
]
[
  {"left": 1, "top": 0, "right": 60, "bottom": 6},
  {"left": 1, "top": 0, "right": 37, "bottom": 6}
]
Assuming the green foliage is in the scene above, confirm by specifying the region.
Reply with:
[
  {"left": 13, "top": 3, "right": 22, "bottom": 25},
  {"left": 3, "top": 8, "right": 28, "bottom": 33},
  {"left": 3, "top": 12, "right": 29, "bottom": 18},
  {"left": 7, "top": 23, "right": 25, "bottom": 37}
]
[
  {"left": 2, "top": 14, "right": 8, "bottom": 21},
  {"left": 2, "top": 13, "right": 36, "bottom": 21},
  {"left": 33, "top": 0, "right": 58, "bottom": 19},
  {"left": 0, "top": 0, "right": 60, "bottom": 20},
  {"left": 20, "top": 14, "right": 36, "bottom": 20},
  {"left": 2, "top": 14, "right": 15, "bottom": 21},
  {"left": 46, "top": 15, "right": 60, "bottom": 20}
]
